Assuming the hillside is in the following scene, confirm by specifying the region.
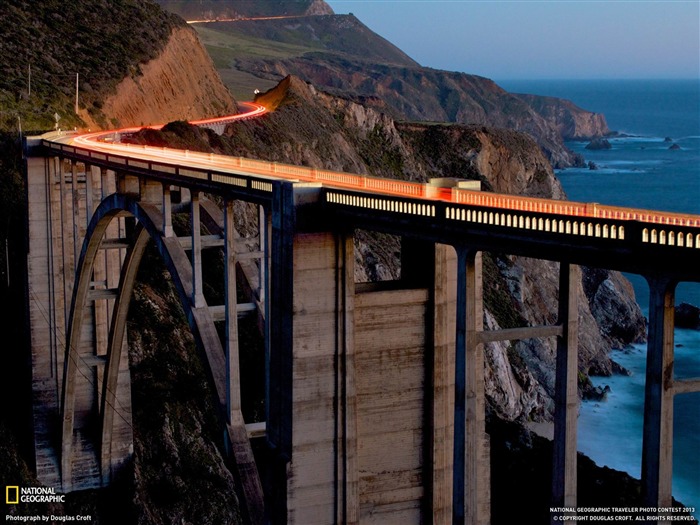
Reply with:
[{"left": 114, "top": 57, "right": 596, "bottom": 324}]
[
  {"left": 185, "top": 11, "right": 610, "bottom": 167},
  {"left": 154, "top": 0, "right": 333, "bottom": 20},
  {"left": 0, "top": 0, "right": 235, "bottom": 131}
]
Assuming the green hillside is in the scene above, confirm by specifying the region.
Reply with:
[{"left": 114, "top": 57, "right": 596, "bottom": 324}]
[
  {"left": 192, "top": 14, "right": 418, "bottom": 100},
  {"left": 155, "top": 0, "right": 329, "bottom": 20}
]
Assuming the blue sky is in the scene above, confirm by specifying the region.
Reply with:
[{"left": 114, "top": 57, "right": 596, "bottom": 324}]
[{"left": 325, "top": 0, "right": 700, "bottom": 80}]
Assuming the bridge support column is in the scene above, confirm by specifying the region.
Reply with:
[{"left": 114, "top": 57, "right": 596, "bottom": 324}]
[
  {"left": 139, "top": 177, "right": 163, "bottom": 204},
  {"left": 642, "top": 277, "right": 676, "bottom": 525},
  {"left": 224, "top": 199, "right": 241, "bottom": 421},
  {"left": 70, "top": 160, "right": 81, "bottom": 266},
  {"left": 259, "top": 205, "right": 268, "bottom": 307},
  {"left": 222, "top": 198, "right": 265, "bottom": 525},
  {"left": 191, "top": 191, "right": 206, "bottom": 307},
  {"left": 162, "top": 184, "right": 174, "bottom": 237},
  {"left": 58, "top": 158, "right": 75, "bottom": 327},
  {"left": 453, "top": 248, "right": 488, "bottom": 525},
  {"left": 551, "top": 263, "right": 580, "bottom": 522},
  {"left": 26, "top": 154, "right": 64, "bottom": 488},
  {"left": 267, "top": 183, "right": 295, "bottom": 525},
  {"left": 278, "top": 228, "right": 356, "bottom": 525},
  {"left": 432, "top": 244, "right": 458, "bottom": 523}
]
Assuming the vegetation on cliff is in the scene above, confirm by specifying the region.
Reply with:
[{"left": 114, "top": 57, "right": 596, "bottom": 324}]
[
  {"left": 0, "top": 0, "right": 184, "bottom": 130},
  {"left": 126, "top": 246, "right": 244, "bottom": 525},
  {"left": 155, "top": 0, "right": 333, "bottom": 21},
  {"left": 184, "top": 10, "right": 608, "bottom": 167}
]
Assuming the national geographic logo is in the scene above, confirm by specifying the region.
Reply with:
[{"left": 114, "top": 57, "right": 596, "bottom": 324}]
[
  {"left": 5, "top": 485, "right": 65, "bottom": 503},
  {"left": 6, "top": 485, "right": 19, "bottom": 504}
]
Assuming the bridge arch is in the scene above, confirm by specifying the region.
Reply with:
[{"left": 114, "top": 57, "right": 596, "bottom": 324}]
[{"left": 60, "top": 193, "right": 260, "bottom": 518}]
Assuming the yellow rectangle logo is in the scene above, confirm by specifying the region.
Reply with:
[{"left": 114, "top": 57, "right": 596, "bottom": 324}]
[{"left": 6, "top": 485, "right": 19, "bottom": 504}]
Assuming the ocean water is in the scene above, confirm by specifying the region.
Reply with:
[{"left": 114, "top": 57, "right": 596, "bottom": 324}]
[{"left": 499, "top": 79, "right": 700, "bottom": 515}]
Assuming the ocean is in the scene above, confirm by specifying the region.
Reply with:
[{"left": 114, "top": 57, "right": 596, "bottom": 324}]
[{"left": 499, "top": 79, "right": 700, "bottom": 515}]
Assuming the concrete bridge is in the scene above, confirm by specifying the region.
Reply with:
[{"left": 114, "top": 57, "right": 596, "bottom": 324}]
[{"left": 23, "top": 129, "right": 700, "bottom": 525}]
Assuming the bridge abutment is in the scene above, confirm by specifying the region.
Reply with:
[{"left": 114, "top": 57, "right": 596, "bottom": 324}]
[{"left": 270, "top": 228, "right": 487, "bottom": 524}]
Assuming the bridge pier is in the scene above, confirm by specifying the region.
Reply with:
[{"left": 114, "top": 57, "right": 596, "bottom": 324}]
[
  {"left": 453, "top": 248, "right": 490, "bottom": 525},
  {"left": 642, "top": 277, "right": 676, "bottom": 525},
  {"left": 265, "top": 218, "right": 469, "bottom": 524},
  {"left": 26, "top": 154, "right": 134, "bottom": 491},
  {"left": 551, "top": 263, "right": 580, "bottom": 522}
]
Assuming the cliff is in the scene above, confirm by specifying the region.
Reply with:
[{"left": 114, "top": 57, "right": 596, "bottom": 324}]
[
  {"left": 192, "top": 14, "right": 610, "bottom": 167},
  {"left": 517, "top": 93, "right": 611, "bottom": 140},
  {"left": 133, "top": 76, "right": 646, "bottom": 422},
  {"left": 251, "top": 77, "right": 646, "bottom": 418},
  {"left": 0, "top": 1, "right": 235, "bottom": 132},
  {"left": 79, "top": 26, "right": 236, "bottom": 129}
]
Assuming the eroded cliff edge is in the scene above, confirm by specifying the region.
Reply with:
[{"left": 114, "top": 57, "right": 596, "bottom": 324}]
[
  {"left": 0, "top": 0, "right": 235, "bottom": 131},
  {"left": 79, "top": 26, "right": 236, "bottom": 129}
]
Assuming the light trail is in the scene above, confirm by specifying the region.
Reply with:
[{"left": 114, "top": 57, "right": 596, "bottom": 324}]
[
  {"left": 186, "top": 15, "right": 306, "bottom": 24},
  {"left": 65, "top": 103, "right": 700, "bottom": 230}
]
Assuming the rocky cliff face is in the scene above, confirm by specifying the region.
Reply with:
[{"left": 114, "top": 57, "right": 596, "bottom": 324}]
[
  {"left": 80, "top": 26, "right": 236, "bottom": 129},
  {"left": 231, "top": 54, "right": 609, "bottom": 168},
  {"left": 127, "top": 259, "right": 243, "bottom": 525},
  {"left": 517, "top": 93, "right": 611, "bottom": 140},
  {"left": 201, "top": 11, "right": 610, "bottom": 167},
  {"left": 138, "top": 75, "right": 645, "bottom": 423}
]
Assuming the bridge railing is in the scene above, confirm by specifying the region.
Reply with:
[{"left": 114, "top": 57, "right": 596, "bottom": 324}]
[
  {"left": 42, "top": 140, "right": 277, "bottom": 196},
  {"left": 41, "top": 136, "right": 700, "bottom": 250},
  {"left": 323, "top": 186, "right": 700, "bottom": 251}
]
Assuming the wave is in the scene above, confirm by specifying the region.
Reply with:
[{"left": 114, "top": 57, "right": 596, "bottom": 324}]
[{"left": 579, "top": 338, "right": 700, "bottom": 518}]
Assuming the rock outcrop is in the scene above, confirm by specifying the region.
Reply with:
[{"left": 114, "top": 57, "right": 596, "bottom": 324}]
[
  {"left": 237, "top": 54, "right": 592, "bottom": 167},
  {"left": 198, "top": 13, "right": 609, "bottom": 167},
  {"left": 586, "top": 137, "right": 612, "bottom": 150},
  {"left": 516, "top": 93, "right": 611, "bottom": 140},
  {"left": 676, "top": 302, "right": 700, "bottom": 329},
  {"left": 127, "top": 268, "right": 243, "bottom": 525},
  {"left": 79, "top": 26, "right": 236, "bottom": 129},
  {"left": 255, "top": 77, "right": 645, "bottom": 419}
]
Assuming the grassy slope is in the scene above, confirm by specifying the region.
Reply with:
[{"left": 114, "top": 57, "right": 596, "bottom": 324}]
[
  {"left": 192, "top": 14, "right": 418, "bottom": 100},
  {"left": 194, "top": 24, "right": 317, "bottom": 98},
  {"left": 155, "top": 0, "right": 320, "bottom": 20}
]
